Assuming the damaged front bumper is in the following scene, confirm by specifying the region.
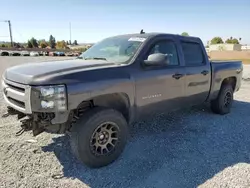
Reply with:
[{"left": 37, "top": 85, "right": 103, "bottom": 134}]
[
  {"left": 2, "top": 78, "right": 74, "bottom": 136},
  {"left": 2, "top": 106, "right": 74, "bottom": 136}
]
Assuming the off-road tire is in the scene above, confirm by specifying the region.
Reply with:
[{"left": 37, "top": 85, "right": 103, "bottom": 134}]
[
  {"left": 69, "top": 107, "right": 128, "bottom": 168},
  {"left": 211, "top": 84, "right": 234, "bottom": 115}
]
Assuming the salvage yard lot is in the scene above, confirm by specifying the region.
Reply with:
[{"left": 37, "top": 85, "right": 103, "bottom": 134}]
[{"left": 0, "top": 57, "right": 250, "bottom": 188}]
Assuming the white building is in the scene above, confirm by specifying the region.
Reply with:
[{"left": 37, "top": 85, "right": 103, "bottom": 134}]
[{"left": 241, "top": 45, "right": 250, "bottom": 51}]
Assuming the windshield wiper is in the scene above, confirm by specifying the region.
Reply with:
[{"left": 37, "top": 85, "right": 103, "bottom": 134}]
[{"left": 84, "top": 57, "right": 107, "bottom": 61}]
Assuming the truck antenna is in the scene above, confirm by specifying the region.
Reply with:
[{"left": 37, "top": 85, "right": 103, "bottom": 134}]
[{"left": 140, "top": 29, "right": 145, "bottom": 34}]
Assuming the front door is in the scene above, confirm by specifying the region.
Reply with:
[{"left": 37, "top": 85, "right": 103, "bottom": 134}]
[{"left": 134, "top": 38, "right": 186, "bottom": 119}]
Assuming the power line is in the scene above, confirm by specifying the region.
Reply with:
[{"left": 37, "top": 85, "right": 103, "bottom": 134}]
[{"left": 12, "top": 27, "right": 25, "bottom": 42}]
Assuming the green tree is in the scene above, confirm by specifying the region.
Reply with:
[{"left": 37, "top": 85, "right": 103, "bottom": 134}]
[
  {"left": 210, "top": 37, "right": 224, "bottom": 44},
  {"left": 73, "top": 40, "right": 78, "bottom": 45},
  {"left": 49, "top": 35, "right": 56, "bottom": 48},
  {"left": 30, "top": 37, "right": 38, "bottom": 48},
  {"left": 38, "top": 39, "right": 48, "bottom": 48},
  {"left": 27, "top": 40, "right": 33, "bottom": 48},
  {"left": 40, "top": 42, "right": 47, "bottom": 48},
  {"left": 181, "top": 32, "right": 189, "bottom": 36},
  {"left": 225, "top": 37, "right": 239, "bottom": 44},
  {"left": 56, "top": 40, "right": 67, "bottom": 49},
  {"left": 232, "top": 38, "right": 239, "bottom": 44},
  {"left": 66, "top": 41, "right": 69, "bottom": 45},
  {"left": 2, "top": 43, "right": 12, "bottom": 48}
]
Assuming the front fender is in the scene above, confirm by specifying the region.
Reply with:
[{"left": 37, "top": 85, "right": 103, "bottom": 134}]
[{"left": 66, "top": 78, "right": 135, "bottom": 110}]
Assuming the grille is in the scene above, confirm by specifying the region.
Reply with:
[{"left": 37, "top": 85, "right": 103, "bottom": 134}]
[
  {"left": 5, "top": 82, "right": 25, "bottom": 93},
  {"left": 2, "top": 79, "right": 31, "bottom": 114},
  {"left": 7, "top": 97, "right": 25, "bottom": 108}
]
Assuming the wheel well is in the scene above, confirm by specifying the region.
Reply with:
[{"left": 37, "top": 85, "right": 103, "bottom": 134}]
[
  {"left": 221, "top": 77, "right": 236, "bottom": 91},
  {"left": 76, "top": 93, "right": 130, "bottom": 122}
]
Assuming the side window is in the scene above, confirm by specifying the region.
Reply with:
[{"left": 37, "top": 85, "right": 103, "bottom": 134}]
[
  {"left": 181, "top": 42, "right": 204, "bottom": 66},
  {"left": 145, "top": 40, "right": 179, "bottom": 66}
]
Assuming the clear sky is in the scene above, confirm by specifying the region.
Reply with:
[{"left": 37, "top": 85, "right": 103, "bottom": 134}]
[{"left": 0, "top": 0, "right": 249, "bottom": 44}]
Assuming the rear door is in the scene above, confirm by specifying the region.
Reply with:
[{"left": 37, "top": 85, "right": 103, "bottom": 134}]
[
  {"left": 180, "top": 41, "right": 211, "bottom": 105},
  {"left": 134, "top": 37, "right": 186, "bottom": 119}
]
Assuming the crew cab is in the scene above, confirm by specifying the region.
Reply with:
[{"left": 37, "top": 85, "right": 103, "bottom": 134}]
[{"left": 1, "top": 32, "right": 243, "bottom": 168}]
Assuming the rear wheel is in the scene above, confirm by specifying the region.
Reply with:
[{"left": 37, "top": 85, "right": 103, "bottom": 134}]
[
  {"left": 70, "top": 107, "right": 128, "bottom": 168},
  {"left": 211, "top": 84, "right": 234, "bottom": 115}
]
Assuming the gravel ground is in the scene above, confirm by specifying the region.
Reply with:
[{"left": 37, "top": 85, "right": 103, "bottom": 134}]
[{"left": 0, "top": 57, "right": 250, "bottom": 188}]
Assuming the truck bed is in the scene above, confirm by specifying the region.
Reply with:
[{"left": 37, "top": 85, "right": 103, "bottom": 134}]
[{"left": 208, "top": 60, "right": 243, "bottom": 100}]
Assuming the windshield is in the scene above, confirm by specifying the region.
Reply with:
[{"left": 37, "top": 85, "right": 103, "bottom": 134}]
[{"left": 79, "top": 36, "right": 146, "bottom": 64}]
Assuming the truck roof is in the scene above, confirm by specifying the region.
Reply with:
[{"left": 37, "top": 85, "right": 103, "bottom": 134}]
[{"left": 109, "top": 32, "right": 201, "bottom": 41}]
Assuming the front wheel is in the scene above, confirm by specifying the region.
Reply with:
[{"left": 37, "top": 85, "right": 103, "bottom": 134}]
[
  {"left": 210, "top": 84, "right": 234, "bottom": 115},
  {"left": 70, "top": 107, "right": 128, "bottom": 168}
]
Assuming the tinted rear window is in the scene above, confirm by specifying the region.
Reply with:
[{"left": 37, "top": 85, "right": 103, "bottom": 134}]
[{"left": 181, "top": 42, "right": 204, "bottom": 66}]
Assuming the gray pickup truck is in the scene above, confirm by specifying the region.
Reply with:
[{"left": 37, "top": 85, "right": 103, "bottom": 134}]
[{"left": 2, "top": 32, "right": 243, "bottom": 168}]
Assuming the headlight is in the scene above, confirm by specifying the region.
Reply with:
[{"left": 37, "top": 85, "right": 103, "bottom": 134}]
[
  {"left": 36, "top": 85, "right": 67, "bottom": 111},
  {"left": 41, "top": 87, "right": 55, "bottom": 97}
]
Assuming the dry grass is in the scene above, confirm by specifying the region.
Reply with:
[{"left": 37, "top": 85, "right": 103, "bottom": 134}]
[
  {"left": 208, "top": 51, "right": 250, "bottom": 64},
  {"left": 234, "top": 59, "right": 250, "bottom": 64}
]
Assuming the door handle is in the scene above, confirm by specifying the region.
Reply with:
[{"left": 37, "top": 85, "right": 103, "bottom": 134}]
[
  {"left": 172, "top": 73, "right": 184, "bottom": 79},
  {"left": 201, "top": 70, "right": 209, "bottom": 75}
]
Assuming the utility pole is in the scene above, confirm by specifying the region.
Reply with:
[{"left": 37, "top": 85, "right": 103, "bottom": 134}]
[
  {"left": 7, "top": 20, "right": 13, "bottom": 47},
  {"left": 69, "top": 22, "right": 72, "bottom": 45},
  {"left": 0, "top": 20, "right": 13, "bottom": 47}
]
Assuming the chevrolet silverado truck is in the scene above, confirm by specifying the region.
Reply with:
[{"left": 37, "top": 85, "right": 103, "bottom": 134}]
[{"left": 1, "top": 32, "right": 243, "bottom": 168}]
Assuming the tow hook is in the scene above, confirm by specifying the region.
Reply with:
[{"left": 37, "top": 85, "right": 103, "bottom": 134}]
[
  {"left": 15, "top": 117, "right": 33, "bottom": 136},
  {"left": 16, "top": 128, "right": 25, "bottom": 136}
]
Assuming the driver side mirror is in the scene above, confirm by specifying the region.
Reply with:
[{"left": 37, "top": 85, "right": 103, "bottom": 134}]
[{"left": 144, "top": 53, "right": 167, "bottom": 66}]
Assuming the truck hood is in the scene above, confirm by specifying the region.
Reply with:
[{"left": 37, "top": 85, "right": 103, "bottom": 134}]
[{"left": 3, "top": 59, "right": 118, "bottom": 85}]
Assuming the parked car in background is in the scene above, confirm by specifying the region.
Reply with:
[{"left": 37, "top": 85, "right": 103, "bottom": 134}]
[
  {"left": 43, "top": 51, "right": 49, "bottom": 56},
  {"left": 38, "top": 51, "right": 44, "bottom": 56},
  {"left": 21, "top": 51, "right": 30, "bottom": 56},
  {"left": 56, "top": 51, "right": 65, "bottom": 56},
  {"left": 30, "top": 51, "right": 39, "bottom": 56},
  {"left": 0, "top": 50, "right": 10, "bottom": 56},
  {"left": 65, "top": 52, "right": 74, "bottom": 56},
  {"left": 10, "top": 51, "right": 21, "bottom": 56},
  {"left": 72, "top": 52, "right": 80, "bottom": 56},
  {"left": 49, "top": 52, "right": 55, "bottom": 56}
]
